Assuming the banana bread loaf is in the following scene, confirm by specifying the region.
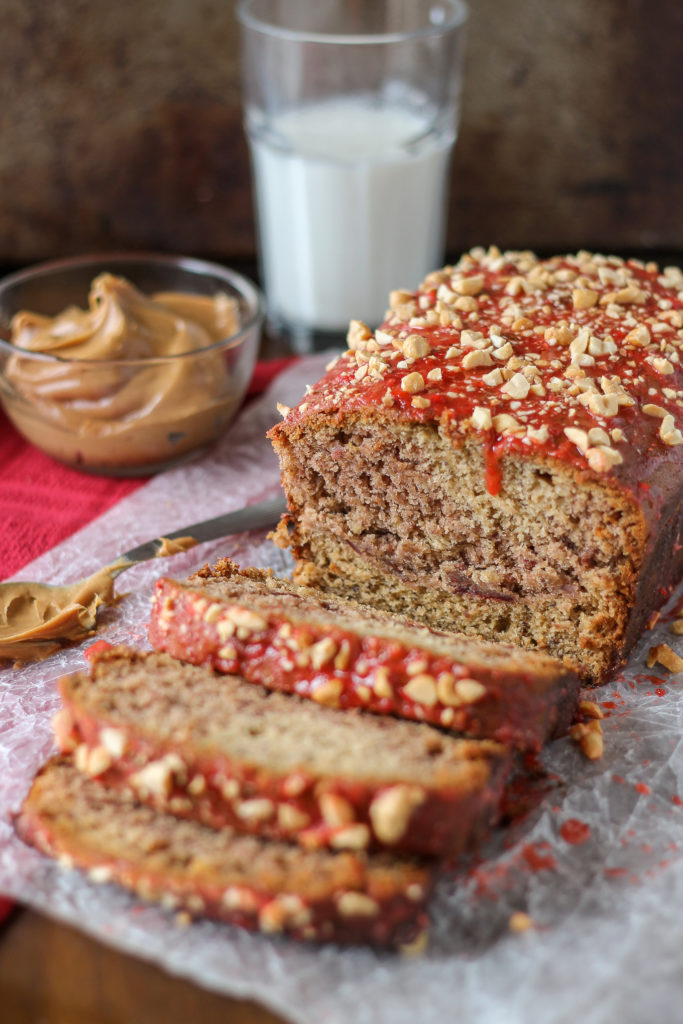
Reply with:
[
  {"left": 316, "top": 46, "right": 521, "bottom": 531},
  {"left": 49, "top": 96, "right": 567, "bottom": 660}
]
[
  {"left": 54, "top": 647, "right": 510, "bottom": 858},
  {"left": 148, "top": 559, "right": 580, "bottom": 749},
  {"left": 16, "top": 757, "right": 432, "bottom": 948},
  {"left": 269, "top": 248, "right": 683, "bottom": 684}
]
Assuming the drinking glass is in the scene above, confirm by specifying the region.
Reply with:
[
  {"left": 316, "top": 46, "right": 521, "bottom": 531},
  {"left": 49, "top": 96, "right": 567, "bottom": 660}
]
[{"left": 238, "top": 0, "right": 468, "bottom": 351}]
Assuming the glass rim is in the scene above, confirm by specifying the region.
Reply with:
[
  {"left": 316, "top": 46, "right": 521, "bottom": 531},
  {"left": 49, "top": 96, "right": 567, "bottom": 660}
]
[
  {"left": 236, "top": 0, "right": 468, "bottom": 46},
  {"left": 0, "top": 251, "right": 264, "bottom": 366}
]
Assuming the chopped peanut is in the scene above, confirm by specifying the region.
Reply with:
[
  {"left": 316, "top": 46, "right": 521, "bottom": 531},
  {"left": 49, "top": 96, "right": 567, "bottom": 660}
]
[{"left": 647, "top": 643, "right": 683, "bottom": 673}]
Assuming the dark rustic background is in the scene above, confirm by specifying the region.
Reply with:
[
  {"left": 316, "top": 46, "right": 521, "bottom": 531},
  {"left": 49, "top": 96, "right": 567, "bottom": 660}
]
[{"left": 1, "top": 0, "right": 681, "bottom": 267}]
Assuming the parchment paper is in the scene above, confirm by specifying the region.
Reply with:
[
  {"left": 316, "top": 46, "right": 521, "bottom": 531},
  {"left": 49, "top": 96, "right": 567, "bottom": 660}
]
[{"left": 2, "top": 352, "right": 683, "bottom": 1024}]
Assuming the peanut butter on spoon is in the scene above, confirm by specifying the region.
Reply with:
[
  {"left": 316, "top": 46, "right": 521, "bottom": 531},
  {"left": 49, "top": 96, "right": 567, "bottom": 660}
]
[
  {"left": 0, "top": 539, "right": 197, "bottom": 663},
  {"left": 0, "top": 566, "right": 123, "bottom": 661},
  {"left": 0, "top": 494, "right": 288, "bottom": 663}
]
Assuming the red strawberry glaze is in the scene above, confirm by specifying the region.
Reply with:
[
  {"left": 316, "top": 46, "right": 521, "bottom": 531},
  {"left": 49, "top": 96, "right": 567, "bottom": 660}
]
[
  {"left": 84, "top": 640, "right": 114, "bottom": 661},
  {"left": 276, "top": 250, "right": 683, "bottom": 504},
  {"left": 559, "top": 818, "right": 591, "bottom": 845}
]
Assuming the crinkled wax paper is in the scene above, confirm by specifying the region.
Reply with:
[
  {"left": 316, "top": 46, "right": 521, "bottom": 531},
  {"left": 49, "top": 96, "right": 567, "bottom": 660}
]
[{"left": 2, "top": 352, "right": 683, "bottom": 1024}]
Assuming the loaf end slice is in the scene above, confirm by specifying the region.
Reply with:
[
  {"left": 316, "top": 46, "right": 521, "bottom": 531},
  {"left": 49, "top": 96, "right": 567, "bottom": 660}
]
[{"left": 15, "top": 757, "right": 433, "bottom": 949}]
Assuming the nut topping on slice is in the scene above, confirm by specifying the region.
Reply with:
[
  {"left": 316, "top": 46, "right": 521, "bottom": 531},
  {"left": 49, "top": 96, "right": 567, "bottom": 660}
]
[
  {"left": 369, "top": 785, "right": 426, "bottom": 845},
  {"left": 400, "top": 372, "right": 425, "bottom": 394},
  {"left": 403, "top": 674, "right": 438, "bottom": 707}
]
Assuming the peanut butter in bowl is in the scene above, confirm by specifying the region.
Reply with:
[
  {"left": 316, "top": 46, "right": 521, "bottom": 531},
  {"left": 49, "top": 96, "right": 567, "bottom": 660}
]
[{"left": 0, "top": 255, "right": 263, "bottom": 474}]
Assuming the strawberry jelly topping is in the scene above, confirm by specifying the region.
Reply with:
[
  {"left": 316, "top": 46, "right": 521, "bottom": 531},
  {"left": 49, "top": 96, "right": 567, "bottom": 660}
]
[
  {"left": 279, "top": 249, "right": 683, "bottom": 498},
  {"left": 84, "top": 640, "right": 114, "bottom": 661},
  {"left": 149, "top": 579, "right": 580, "bottom": 750}
]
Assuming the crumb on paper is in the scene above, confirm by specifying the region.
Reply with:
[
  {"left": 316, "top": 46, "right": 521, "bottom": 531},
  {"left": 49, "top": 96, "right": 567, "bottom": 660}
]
[
  {"left": 578, "top": 699, "right": 604, "bottom": 720},
  {"left": 646, "top": 643, "right": 683, "bottom": 673},
  {"left": 509, "top": 911, "right": 534, "bottom": 933},
  {"left": 399, "top": 929, "right": 430, "bottom": 957},
  {"left": 569, "top": 719, "right": 604, "bottom": 760}
]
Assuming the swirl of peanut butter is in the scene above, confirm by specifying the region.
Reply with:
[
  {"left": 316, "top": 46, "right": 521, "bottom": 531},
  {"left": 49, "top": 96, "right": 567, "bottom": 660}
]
[{"left": 4, "top": 274, "right": 242, "bottom": 471}]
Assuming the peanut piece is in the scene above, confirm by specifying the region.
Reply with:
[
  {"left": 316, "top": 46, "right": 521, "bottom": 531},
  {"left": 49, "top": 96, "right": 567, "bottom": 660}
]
[
  {"left": 403, "top": 674, "right": 438, "bottom": 707},
  {"left": 369, "top": 785, "right": 425, "bottom": 845},
  {"left": 337, "top": 892, "right": 379, "bottom": 917}
]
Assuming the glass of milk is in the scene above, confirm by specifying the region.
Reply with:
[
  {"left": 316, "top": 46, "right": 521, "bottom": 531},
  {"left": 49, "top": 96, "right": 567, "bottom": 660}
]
[{"left": 238, "top": 0, "right": 468, "bottom": 352}]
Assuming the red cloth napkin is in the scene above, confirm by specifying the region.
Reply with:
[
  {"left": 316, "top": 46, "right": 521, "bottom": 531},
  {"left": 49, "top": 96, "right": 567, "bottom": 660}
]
[{"left": 0, "top": 356, "right": 295, "bottom": 924}]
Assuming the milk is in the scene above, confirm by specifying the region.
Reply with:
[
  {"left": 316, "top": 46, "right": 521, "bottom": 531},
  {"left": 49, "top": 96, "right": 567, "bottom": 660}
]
[{"left": 247, "top": 96, "right": 455, "bottom": 336}]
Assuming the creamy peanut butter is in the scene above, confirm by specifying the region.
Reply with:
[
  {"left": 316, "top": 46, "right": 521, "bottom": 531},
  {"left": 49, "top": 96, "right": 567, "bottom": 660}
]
[
  {"left": 0, "top": 536, "right": 199, "bottom": 662},
  {"left": 4, "top": 274, "right": 243, "bottom": 472},
  {"left": 0, "top": 564, "right": 122, "bottom": 661},
  {"left": 154, "top": 536, "right": 198, "bottom": 558}
]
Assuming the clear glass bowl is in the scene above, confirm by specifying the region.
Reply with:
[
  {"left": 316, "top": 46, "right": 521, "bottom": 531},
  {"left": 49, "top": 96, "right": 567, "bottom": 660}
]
[{"left": 0, "top": 253, "right": 264, "bottom": 475}]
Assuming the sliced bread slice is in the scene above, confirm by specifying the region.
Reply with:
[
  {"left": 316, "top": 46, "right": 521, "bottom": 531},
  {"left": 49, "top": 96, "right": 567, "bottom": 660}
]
[
  {"left": 55, "top": 646, "right": 509, "bottom": 859},
  {"left": 16, "top": 757, "right": 432, "bottom": 948},
  {"left": 148, "top": 559, "right": 580, "bottom": 749}
]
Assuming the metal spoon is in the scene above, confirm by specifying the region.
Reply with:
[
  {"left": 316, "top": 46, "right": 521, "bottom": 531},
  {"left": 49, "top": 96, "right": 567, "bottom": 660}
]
[{"left": 0, "top": 493, "right": 287, "bottom": 660}]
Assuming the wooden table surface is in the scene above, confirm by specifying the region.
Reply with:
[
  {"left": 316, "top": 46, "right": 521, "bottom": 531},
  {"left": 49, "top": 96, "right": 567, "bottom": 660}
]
[{"left": 0, "top": 906, "right": 290, "bottom": 1023}]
